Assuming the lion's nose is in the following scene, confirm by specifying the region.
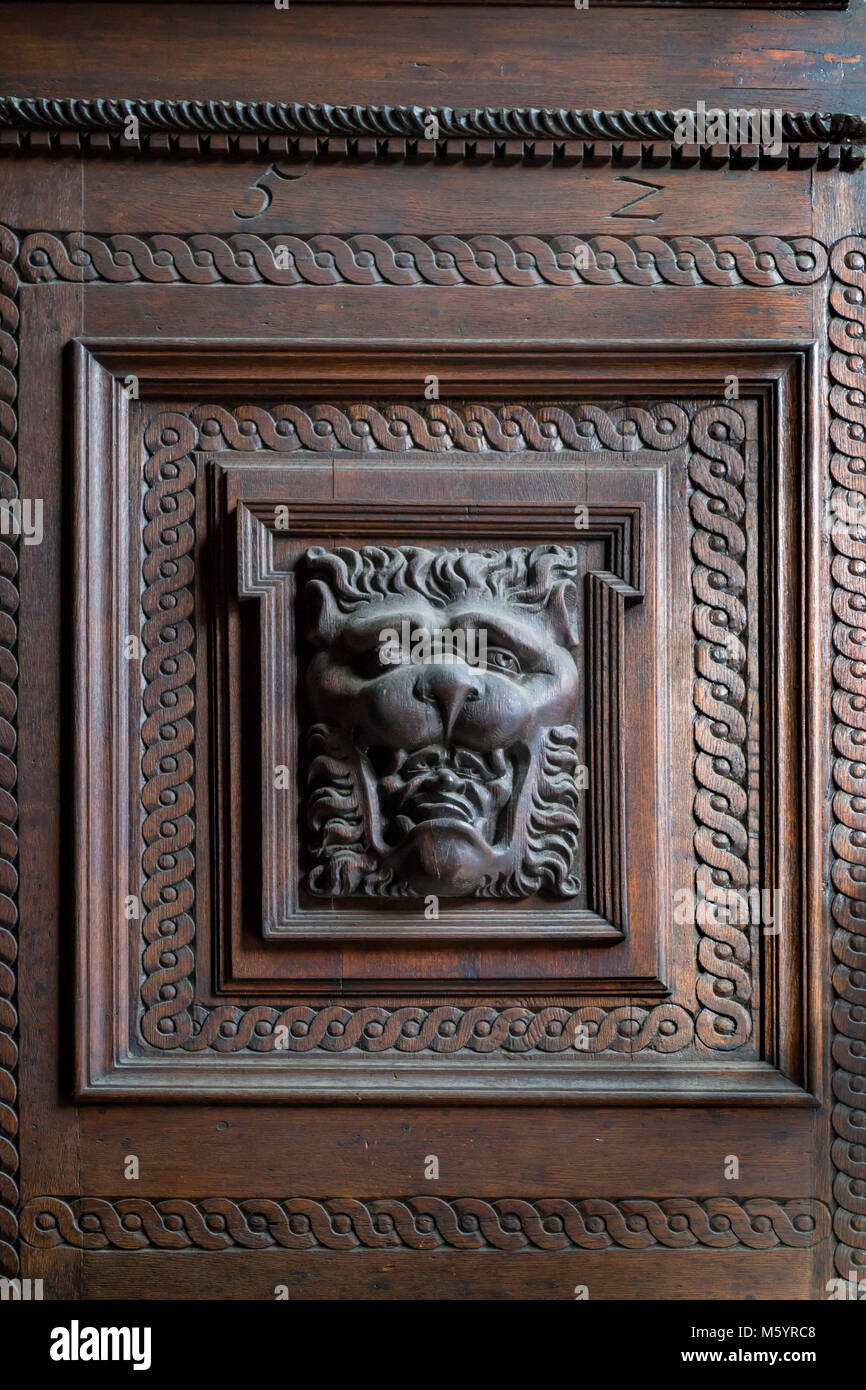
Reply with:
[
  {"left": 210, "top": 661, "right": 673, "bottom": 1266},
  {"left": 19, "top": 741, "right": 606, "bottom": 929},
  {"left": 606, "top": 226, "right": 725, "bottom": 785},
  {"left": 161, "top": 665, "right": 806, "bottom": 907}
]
[
  {"left": 413, "top": 666, "right": 482, "bottom": 740},
  {"left": 432, "top": 768, "right": 460, "bottom": 789}
]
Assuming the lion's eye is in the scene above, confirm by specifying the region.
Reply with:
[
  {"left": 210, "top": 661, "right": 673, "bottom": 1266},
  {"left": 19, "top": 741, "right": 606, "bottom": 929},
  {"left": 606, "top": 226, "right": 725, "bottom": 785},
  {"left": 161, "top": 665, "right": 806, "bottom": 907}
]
[{"left": 485, "top": 647, "right": 521, "bottom": 675}]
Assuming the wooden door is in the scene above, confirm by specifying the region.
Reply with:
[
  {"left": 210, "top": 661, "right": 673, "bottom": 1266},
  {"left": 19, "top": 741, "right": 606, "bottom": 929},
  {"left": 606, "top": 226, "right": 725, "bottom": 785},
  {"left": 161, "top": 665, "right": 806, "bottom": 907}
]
[{"left": 1, "top": 1, "right": 864, "bottom": 1308}]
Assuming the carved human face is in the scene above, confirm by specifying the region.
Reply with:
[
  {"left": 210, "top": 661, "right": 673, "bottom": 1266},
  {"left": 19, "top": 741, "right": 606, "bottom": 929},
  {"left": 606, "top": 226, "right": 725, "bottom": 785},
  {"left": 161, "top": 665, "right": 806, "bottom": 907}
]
[{"left": 304, "top": 546, "right": 582, "bottom": 899}]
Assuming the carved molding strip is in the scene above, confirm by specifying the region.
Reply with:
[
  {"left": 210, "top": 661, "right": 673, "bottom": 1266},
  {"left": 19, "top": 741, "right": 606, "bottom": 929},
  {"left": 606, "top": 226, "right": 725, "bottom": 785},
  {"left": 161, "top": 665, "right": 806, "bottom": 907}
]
[
  {"left": 194, "top": 400, "right": 691, "bottom": 453},
  {"left": 0, "top": 98, "right": 863, "bottom": 169},
  {"left": 0, "top": 227, "right": 19, "bottom": 1277},
  {"left": 140, "top": 415, "right": 198, "bottom": 1050},
  {"left": 20, "top": 1195, "right": 830, "bottom": 1253},
  {"left": 828, "top": 236, "right": 866, "bottom": 1281},
  {"left": 182, "top": 1002, "right": 693, "bottom": 1054},
  {"left": 5, "top": 99, "right": 864, "bottom": 144},
  {"left": 17, "top": 233, "right": 829, "bottom": 290},
  {"left": 689, "top": 407, "right": 754, "bottom": 1049}
]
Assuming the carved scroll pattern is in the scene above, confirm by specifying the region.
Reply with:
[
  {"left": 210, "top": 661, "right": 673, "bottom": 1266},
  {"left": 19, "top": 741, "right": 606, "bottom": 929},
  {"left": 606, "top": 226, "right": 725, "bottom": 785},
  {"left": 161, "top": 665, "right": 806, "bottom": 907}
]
[
  {"left": 0, "top": 228, "right": 19, "bottom": 1275},
  {"left": 21, "top": 1195, "right": 829, "bottom": 1253},
  {"left": 828, "top": 238, "right": 866, "bottom": 1281},
  {"left": 18, "top": 232, "right": 828, "bottom": 290},
  {"left": 689, "top": 407, "right": 755, "bottom": 1051}
]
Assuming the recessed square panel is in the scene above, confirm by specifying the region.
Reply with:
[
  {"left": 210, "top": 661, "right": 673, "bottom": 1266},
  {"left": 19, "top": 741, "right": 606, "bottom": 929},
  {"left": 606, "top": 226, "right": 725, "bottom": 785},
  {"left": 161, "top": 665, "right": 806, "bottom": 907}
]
[
  {"left": 227, "top": 488, "right": 646, "bottom": 951},
  {"left": 205, "top": 442, "right": 669, "bottom": 995},
  {"left": 70, "top": 346, "right": 808, "bottom": 1101}
]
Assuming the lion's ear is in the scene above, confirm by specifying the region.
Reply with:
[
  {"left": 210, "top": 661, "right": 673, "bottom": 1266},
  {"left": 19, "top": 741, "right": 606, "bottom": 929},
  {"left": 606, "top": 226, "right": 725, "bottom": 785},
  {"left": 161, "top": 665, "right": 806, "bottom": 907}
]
[
  {"left": 544, "top": 579, "right": 580, "bottom": 648},
  {"left": 306, "top": 578, "right": 342, "bottom": 647}
]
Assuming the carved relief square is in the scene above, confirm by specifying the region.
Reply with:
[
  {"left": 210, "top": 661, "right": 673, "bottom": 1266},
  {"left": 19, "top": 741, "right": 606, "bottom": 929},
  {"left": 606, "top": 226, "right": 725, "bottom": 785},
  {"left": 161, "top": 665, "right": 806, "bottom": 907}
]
[
  {"left": 231, "top": 487, "right": 648, "bottom": 952},
  {"left": 303, "top": 542, "right": 583, "bottom": 902}
]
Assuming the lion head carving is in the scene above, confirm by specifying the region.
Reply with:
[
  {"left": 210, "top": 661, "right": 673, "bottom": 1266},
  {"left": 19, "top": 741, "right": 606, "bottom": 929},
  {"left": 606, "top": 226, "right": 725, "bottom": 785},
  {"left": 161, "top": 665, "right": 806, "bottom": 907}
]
[{"left": 303, "top": 544, "right": 582, "bottom": 900}]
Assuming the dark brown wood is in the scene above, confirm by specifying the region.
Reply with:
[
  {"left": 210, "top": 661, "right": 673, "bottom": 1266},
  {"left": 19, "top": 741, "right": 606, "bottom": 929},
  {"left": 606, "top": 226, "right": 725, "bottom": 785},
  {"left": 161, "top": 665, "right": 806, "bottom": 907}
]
[
  {"left": 61, "top": 342, "right": 815, "bottom": 1113},
  {"left": 58, "top": 1, "right": 853, "bottom": 9},
  {"left": 0, "top": 0, "right": 863, "bottom": 1306}
]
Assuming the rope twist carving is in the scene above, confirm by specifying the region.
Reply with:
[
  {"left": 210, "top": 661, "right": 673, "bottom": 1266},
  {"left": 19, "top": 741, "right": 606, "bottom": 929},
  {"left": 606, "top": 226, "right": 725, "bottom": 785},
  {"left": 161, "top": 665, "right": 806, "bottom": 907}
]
[
  {"left": 689, "top": 407, "right": 753, "bottom": 1050},
  {"left": 20, "top": 1194, "right": 830, "bottom": 1252},
  {"left": 18, "top": 232, "right": 828, "bottom": 290},
  {"left": 140, "top": 415, "right": 198, "bottom": 1048},
  {"left": 829, "top": 236, "right": 866, "bottom": 1278},
  {"left": 0, "top": 226, "right": 18, "bottom": 1276}
]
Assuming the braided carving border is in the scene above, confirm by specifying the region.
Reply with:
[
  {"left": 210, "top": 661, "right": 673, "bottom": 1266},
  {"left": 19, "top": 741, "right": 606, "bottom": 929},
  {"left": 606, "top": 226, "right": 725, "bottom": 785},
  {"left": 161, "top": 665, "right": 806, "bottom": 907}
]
[
  {"left": 138, "top": 399, "right": 755, "bottom": 1057},
  {"left": 139, "top": 401, "right": 698, "bottom": 1055},
  {"left": 0, "top": 228, "right": 19, "bottom": 1277},
  {"left": 16, "top": 232, "right": 828, "bottom": 290},
  {"left": 20, "top": 1195, "right": 830, "bottom": 1253},
  {"left": 689, "top": 407, "right": 754, "bottom": 1050},
  {"left": 828, "top": 237, "right": 866, "bottom": 1281},
  {"left": 0, "top": 98, "right": 863, "bottom": 168}
]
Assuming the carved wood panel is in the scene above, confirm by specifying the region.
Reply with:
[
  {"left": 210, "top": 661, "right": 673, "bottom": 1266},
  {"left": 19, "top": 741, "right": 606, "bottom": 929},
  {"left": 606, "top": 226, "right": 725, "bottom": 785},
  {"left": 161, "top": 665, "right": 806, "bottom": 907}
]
[
  {"left": 54, "top": 336, "right": 814, "bottom": 1113},
  {"left": 0, "top": 77, "right": 862, "bottom": 1299},
  {"left": 232, "top": 493, "right": 640, "bottom": 941}
]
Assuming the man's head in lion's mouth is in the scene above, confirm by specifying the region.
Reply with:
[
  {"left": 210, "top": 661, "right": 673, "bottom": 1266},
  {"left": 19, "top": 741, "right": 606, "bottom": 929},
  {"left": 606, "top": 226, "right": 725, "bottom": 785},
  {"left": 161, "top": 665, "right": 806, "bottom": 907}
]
[
  {"left": 304, "top": 544, "right": 583, "bottom": 900},
  {"left": 373, "top": 741, "right": 516, "bottom": 896}
]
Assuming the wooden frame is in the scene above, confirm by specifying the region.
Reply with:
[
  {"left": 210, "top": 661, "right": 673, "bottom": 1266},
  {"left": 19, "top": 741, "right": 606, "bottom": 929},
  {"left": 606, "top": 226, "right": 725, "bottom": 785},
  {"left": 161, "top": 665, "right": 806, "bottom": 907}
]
[
  {"left": 61, "top": 338, "right": 814, "bottom": 1108},
  {"left": 233, "top": 493, "right": 638, "bottom": 943}
]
